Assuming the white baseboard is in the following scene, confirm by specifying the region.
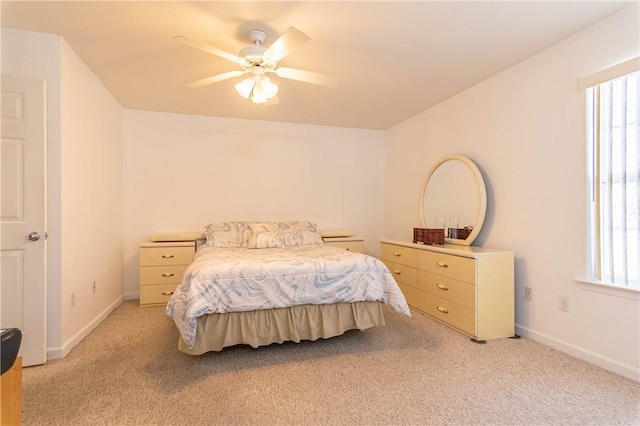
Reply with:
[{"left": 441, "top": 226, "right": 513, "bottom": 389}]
[
  {"left": 516, "top": 323, "right": 639, "bottom": 382},
  {"left": 47, "top": 295, "right": 124, "bottom": 360}
]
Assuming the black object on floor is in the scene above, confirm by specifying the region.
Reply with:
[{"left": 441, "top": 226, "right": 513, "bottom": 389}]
[{"left": 1, "top": 328, "right": 22, "bottom": 375}]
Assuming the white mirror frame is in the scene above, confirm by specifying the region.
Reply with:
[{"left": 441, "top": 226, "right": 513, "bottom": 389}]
[{"left": 419, "top": 154, "right": 487, "bottom": 246}]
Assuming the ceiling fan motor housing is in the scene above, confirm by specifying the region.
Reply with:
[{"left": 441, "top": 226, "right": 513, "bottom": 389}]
[
  {"left": 239, "top": 45, "right": 269, "bottom": 64},
  {"left": 239, "top": 29, "right": 276, "bottom": 68}
]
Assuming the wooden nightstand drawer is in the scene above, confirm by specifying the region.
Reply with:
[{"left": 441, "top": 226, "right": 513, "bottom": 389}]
[
  {"left": 140, "top": 246, "right": 195, "bottom": 266},
  {"left": 382, "top": 260, "right": 418, "bottom": 287},
  {"left": 417, "top": 250, "right": 475, "bottom": 284},
  {"left": 418, "top": 270, "right": 475, "bottom": 309},
  {"left": 140, "top": 265, "right": 188, "bottom": 285},
  {"left": 140, "top": 284, "right": 177, "bottom": 306},
  {"left": 324, "top": 239, "right": 364, "bottom": 253},
  {"left": 381, "top": 243, "right": 417, "bottom": 268}
]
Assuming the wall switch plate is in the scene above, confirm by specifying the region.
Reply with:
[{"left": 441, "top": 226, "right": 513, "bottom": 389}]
[{"left": 525, "top": 286, "right": 533, "bottom": 301}]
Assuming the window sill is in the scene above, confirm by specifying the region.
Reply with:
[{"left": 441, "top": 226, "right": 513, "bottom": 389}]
[{"left": 573, "top": 277, "right": 640, "bottom": 301}]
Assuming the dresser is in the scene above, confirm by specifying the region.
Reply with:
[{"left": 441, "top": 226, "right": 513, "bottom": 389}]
[
  {"left": 323, "top": 236, "right": 365, "bottom": 253},
  {"left": 380, "top": 239, "right": 514, "bottom": 342},
  {"left": 139, "top": 241, "right": 196, "bottom": 307}
]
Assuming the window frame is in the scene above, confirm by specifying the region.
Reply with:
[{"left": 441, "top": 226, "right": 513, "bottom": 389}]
[{"left": 579, "top": 58, "right": 640, "bottom": 295}]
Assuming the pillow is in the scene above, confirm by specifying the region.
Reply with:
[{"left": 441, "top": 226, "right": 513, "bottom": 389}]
[
  {"left": 203, "top": 222, "right": 252, "bottom": 248},
  {"left": 248, "top": 221, "right": 324, "bottom": 248},
  {"left": 247, "top": 222, "right": 285, "bottom": 249},
  {"left": 280, "top": 221, "right": 324, "bottom": 246}
]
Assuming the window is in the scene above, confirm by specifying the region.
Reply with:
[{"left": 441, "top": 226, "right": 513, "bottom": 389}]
[{"left": 583, "top": 59, "right": 639, "bottom": 290}]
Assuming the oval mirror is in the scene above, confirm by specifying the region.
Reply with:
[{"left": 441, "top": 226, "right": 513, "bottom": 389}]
[{"left": 419, "top": 154, "right": 487, "bottom": 246}]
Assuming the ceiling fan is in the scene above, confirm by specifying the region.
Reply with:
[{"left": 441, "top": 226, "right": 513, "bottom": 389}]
[{"left": 174, "top": 27, "right": 337, "bottom": 104}]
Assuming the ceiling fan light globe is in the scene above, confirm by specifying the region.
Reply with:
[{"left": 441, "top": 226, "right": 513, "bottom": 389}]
[
  {"left": 261, "top": 77, "right": 278, "bottom": 98},
  {"left": 251, "top": 82, "right": 268, "bottom": 104},
  {"left": 235, "top": 78, "right": 254, "bottom": 99},
  {"left": 251, "top": 93, "right": 268, "bottom": 104}
]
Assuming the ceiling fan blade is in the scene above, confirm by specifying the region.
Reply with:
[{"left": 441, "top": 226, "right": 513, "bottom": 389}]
[
  {"left": 185, "top": 70, "right": 247, "bottom": 88},
  {"left": 264, "top": 27, "right": 310, "bottom": 63},
  {"left": 173, "top": 35, "right": 243, "bottom": 64},
  {"left": 274, "top": 68, "right": 338, "bottom": 87}
]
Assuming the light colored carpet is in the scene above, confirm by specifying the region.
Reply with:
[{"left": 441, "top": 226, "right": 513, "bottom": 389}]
[{"left": 22, "top": 300, "right": 639, "bottom": 425}]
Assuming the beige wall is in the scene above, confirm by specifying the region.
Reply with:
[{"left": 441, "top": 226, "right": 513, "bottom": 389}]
[
  {"left": 384, "top": 5, "right": 639, "bottom": 380},
  {"left": 122, "top": 110, "right": 385, "bottom": 297},
  {"left": 60, "top": 39, "right": 124, "bottom": 353},
  {"left": 1, "top": 28, "right": 124, "bottom": 357}
]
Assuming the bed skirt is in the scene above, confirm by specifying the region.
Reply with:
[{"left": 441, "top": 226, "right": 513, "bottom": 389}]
[{"left": 177, "top": 301, "right": 385, "bottom": 355}]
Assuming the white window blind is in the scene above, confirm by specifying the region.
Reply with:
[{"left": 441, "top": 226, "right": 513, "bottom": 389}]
[{"left": 584, "top": 59, "right": 640, "bottom": 289}]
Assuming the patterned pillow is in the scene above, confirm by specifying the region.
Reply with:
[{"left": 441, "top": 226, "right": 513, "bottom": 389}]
[
  {"left": 248, "top": 221, "right": 324, "bottom": 248},
  {"left": 279, "top": 221, "right": 324, "bottom": 246},
  {"left": 203, "top": 222, "right": 252, "bottom": 248},
  {"left": 247, "top": 222, "right": 285, "bottom": 249}
]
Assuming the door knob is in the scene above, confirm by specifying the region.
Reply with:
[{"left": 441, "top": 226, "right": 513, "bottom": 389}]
[{"left": 26, "top": 232, "right": 40, "bottom": 241}]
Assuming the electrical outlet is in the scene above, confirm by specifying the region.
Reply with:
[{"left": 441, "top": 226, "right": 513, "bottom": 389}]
[
  {"left": 559, "top": 295, "right": 570, "bottom": 312},
  {"left": 92, "top": 280, "right": 96, "bottom": 293},
  {"left": 70, "top": 291, "right": 76, "bottom": 308},
  {"left": 524, "top": 286, "right": 533, "bottom": 301}
]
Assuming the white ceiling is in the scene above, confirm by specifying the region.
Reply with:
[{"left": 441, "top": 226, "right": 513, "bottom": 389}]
[{"left": 1, "top": 1, "right": 634, "bottom": 130}]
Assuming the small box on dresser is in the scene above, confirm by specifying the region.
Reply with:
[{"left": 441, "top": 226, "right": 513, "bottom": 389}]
[
  {"left": 139, "top": 241, "right": 195, "bottom": 307},
  {"left": 380, "top": 239, "right": 514, "bottom": 342}
]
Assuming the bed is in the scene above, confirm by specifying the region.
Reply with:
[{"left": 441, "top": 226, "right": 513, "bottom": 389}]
[{"left": 165, "top": 221, "right": 410, "bottom": 354}]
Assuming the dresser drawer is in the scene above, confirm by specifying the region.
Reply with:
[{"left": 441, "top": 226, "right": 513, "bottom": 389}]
[
  {"left": 139, "top": 246, "right": 195, "bottom": 266},
  {"left": 381, "top": 243, "right": 417, "bottom": 267},
  {"left": 140, "top": 265, "right": 188, "bottom": 285},
  {"left": 421, "top": 293, "right": 476, "bottom": 336},
  {"left": 396, "top": 281, "right": 422, "bottom": 311},
  {"left": 417, "top": 250, "right": 475, "bottom": 284},
  {"left": 418, "top": 270, "right": 475, "bottom": 309},
  {"left": 382, "top": 260, "right": 418, "bottom": 287},
  {"left": 140, "top": 284, "right": 177, "bottom": 306}
]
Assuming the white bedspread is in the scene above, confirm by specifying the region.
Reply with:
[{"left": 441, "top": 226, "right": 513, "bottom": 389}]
[{"left": 166, "top": 244, "right": 410, "bottom": 348}]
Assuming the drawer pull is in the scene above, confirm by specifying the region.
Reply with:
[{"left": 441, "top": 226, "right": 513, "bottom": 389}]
[
  {"left": 161, "top": 273, "right": 175, "bottom": 277},
  {"left": 393, "top": 252, "right": 402, "bottom": 257},
  {"left": 436, "top": 284, "right": 449, "bottom": 291},
  {"left": 161, "top": 291, "right": 174, "bottom": 296},
  {"left": 436, "top": 262, "right": 449, "bottom": 268},
  {"left": 393, "top": 270, "right": 402, "bottom": 275},
  {"left": 161, "top": 254, "right": 175, "bottom": 259},
  {"left": 437, "top": 306, "right": 449, "bottom": 314}
]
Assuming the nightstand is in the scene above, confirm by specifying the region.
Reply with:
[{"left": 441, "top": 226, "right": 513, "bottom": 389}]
[
  {"left": 139, "top": 241, "right": 195, "bottom": 307},
  {"left": 322, "top": 237, "right": 365, "bottom": 253}
]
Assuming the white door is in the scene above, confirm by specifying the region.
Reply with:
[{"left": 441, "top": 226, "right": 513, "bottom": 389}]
[{"left": 1, "top": 75, "right": 47, "bottom": 366}]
